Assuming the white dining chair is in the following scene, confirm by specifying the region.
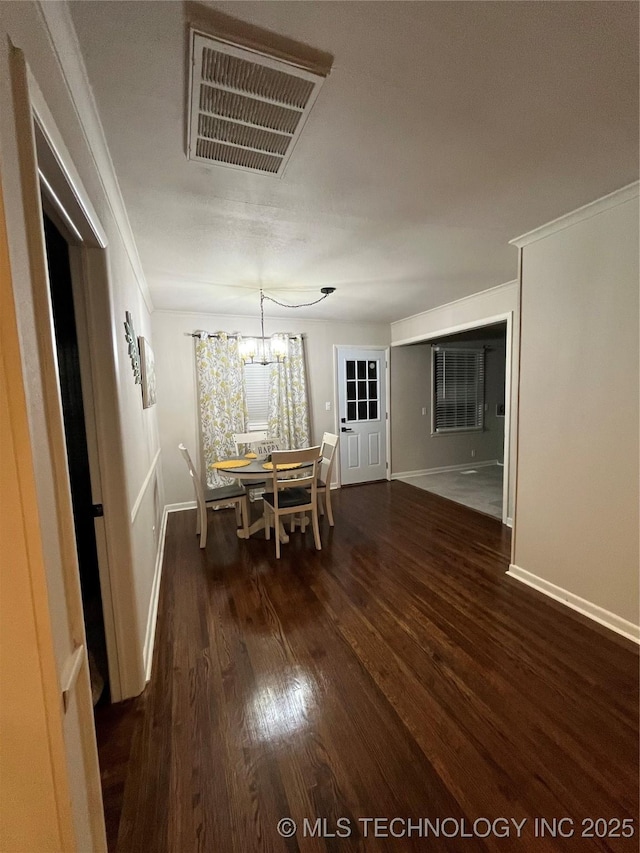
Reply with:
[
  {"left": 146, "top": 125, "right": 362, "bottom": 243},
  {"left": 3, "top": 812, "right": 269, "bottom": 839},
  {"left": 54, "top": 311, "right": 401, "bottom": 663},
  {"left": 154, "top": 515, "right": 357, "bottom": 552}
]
[
  {"left": 178, "top": 444, "right": 248, "bottom": 548},
  {"left": 232, "top": 430, "right": 268, "bottom": 456},
  {"left": 232, "top": 432, "right": 284, "bottom": 500},
  {"left": 262, "top": 446, "right": 322, "bottom": 559},
  {"left": 317, "top": 432, "right": 339, "bottom": 526}
]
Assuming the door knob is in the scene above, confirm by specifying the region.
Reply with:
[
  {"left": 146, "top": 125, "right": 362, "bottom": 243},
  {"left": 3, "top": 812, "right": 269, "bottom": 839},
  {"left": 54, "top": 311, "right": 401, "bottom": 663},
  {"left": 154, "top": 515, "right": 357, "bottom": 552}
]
[{"left": 341, "top": 427, "right": 353, "bottom": 432}]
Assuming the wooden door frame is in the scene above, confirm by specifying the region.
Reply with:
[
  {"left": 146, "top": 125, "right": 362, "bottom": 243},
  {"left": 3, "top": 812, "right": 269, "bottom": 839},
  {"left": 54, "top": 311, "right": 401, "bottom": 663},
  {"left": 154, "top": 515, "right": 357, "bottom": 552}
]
[
  {"left": 27, "top": 46, "right": 151, "bottom": 699},
  {"left": 333, "top": 345, "right": 391, "bottom": 487},
  {"left": 1, "top": 154, "right": 79, "bottom": 853},
  {"left": 8, "top": 45, "right": 109, "bottom": 850},
  {"left": 27, "top": 63, "right": 140, "bottom": 702}
]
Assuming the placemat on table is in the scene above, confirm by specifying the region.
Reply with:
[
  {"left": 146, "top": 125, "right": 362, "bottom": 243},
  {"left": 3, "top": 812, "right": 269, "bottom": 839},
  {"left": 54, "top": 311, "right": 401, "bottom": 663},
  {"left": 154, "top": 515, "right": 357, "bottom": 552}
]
[{"left": 211, "top": 459, "right": 251, "bottom": 469}]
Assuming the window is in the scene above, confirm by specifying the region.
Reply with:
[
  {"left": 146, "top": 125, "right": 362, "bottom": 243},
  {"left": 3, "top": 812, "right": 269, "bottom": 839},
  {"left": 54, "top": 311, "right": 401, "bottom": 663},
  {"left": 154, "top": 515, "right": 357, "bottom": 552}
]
[
  {"left": 432, "top": 347, "right": 485, "bottom": 433},
  {"left": 344, "top": 358, "right": 379, "bottom": 421},
  {"left": 244, "top": 363, "right": 270, "bottom": 431}
]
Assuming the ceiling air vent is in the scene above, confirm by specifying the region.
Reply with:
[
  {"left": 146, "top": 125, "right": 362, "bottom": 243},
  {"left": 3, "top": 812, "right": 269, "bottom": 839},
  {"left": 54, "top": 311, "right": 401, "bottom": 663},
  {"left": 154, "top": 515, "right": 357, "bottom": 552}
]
[{"left": 188, "top": 31, "right": 326, "bottom": 177}]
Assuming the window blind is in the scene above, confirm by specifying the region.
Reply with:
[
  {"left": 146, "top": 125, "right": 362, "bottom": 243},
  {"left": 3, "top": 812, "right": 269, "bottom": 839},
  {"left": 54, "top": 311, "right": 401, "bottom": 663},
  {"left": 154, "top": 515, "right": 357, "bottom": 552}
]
[
  {"left": 244, "top": 363, "right": 270, "bottom": 430},
  {"left": 432, "top": 347, "right": 485, "bottom": 433}
]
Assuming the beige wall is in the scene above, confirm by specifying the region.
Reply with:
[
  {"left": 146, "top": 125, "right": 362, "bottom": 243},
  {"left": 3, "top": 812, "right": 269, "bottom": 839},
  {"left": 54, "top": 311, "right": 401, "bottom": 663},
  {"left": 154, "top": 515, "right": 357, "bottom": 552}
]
[
  {"left": 152, "top": 310, "right": 390, "bottom": 504},
  {"left": 513, "top": 191, "right": 639, "bottom": 627},
  {"left": 391, "top": 338, "right": 506, "bottom": 474}
]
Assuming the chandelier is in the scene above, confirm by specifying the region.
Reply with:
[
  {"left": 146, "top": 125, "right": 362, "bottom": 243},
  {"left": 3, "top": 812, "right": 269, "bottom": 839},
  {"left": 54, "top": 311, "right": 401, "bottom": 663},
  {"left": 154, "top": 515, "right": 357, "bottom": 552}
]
[{"left": 239, "top": 287, "right": 336, "bottom": 365}]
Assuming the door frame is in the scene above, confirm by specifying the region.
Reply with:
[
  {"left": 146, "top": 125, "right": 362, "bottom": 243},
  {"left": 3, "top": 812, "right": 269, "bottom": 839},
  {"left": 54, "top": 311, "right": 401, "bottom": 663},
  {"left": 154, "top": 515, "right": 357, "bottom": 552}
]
[
  {"left": 28, "top": 60, "right": 146, "bottom": 702},
  {"left": 333, "top": 345, "right": 391, "bottom": 487},
  {"left": 9, "top": 46, "right": 109, "bottom": 850},
  {"left": 28, "top": 67, "right": 129, "bottom": 701},
  {"left": 391, "top": 311, "right": 514, "bottom": 527},
  {"left": 17, "top": 34, "right": 157, "bottom": 702}
]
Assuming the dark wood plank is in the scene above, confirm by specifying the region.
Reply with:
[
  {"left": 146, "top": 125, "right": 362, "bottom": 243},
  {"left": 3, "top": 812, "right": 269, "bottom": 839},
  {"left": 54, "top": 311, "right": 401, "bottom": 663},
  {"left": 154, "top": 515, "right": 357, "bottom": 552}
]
[
  {"left": 94, "top": 697, "right": 144, "bottom": 852},
  {"left": 97, "top": 483, "right": 639, "bottom": 852}
]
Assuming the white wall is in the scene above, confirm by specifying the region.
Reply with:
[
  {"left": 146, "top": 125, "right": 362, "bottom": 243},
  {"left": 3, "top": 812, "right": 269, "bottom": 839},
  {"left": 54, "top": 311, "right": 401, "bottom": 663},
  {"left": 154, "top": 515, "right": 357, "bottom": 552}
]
[
  {"left": 511, "top": 185, "right": 639, "bottom": 632},
  {"left": 391, "top": 281, "right": 518, "bottom": 521},
  {"left": 152, "top": 310, "right": 390, "bottom": 504},
  {"left": 0, "top": 0, "right": 163, "bottom": 704}
]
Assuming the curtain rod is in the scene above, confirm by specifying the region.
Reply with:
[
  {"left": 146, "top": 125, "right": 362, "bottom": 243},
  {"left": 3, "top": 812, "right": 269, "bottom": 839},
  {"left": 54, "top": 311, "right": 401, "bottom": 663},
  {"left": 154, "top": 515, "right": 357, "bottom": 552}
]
[{"left": 188, "top": 332, "right": 302, "bottom": 340}]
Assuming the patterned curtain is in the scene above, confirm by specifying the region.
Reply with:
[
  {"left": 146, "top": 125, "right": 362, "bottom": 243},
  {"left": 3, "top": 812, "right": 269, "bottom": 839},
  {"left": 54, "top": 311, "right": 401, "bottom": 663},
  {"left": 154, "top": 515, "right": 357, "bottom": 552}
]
[
  {"left": 195, "top": 333, "right": 248, "bottom": 487},
  {"left": 267, "top": 334, "right": 310, "bottom": 449}
]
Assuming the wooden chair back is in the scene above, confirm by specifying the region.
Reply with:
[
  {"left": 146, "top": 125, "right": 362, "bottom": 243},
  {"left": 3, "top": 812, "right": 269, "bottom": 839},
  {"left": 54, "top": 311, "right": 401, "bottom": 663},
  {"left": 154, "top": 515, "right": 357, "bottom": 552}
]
[
  {"left": 232, "top": 430, "right": 267, "bottom": 455},
  {"left": 268, "top": 446, "right": 321, "bottom": 508},
  {"left": 178, "top": 443, "right": 206, "bottom": 512},
  {"left": 319, "top": 432, "right": 339, "bottom": 486}
]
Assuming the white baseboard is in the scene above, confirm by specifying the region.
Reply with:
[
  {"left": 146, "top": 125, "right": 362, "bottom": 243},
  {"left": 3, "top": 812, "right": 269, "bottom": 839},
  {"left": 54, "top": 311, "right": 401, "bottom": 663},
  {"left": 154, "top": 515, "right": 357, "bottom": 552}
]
[
  {"left": 143, "top": 505, "right": 170, "bottom": 682},
  {"left": 505, "top": 517, "right": 513, "bottom": 528},
  {"left": 143, "top": 501, "right": 201, "bottom": 679},
  {"left": 507, "top": 565, "right": 640, "bottom": 645},
  {"left": 393, "top": 459, "right": 499, "bottom": 480}
]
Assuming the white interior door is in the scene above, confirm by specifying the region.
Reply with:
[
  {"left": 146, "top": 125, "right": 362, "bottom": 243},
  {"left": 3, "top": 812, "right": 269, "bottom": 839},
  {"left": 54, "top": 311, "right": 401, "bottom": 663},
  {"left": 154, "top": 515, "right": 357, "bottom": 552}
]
[{"left": 337, "top": 347, "right": 388, "bottom": 485}]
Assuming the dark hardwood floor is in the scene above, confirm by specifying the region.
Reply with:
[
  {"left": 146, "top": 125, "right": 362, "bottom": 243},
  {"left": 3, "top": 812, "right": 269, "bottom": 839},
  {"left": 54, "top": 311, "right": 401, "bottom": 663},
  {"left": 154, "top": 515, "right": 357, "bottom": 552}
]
[
  {"left": 95, "top": 696, "right": 145, "bottom": 850},
  {"left": 97, "top": 482, "right": 639, "bottom": 852}
]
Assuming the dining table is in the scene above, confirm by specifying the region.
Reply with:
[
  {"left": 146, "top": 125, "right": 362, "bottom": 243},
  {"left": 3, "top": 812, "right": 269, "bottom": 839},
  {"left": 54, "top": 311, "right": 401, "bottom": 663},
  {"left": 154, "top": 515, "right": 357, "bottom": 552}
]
[{"left": 211, "top": 456, "right": 313, "bottom": 541}]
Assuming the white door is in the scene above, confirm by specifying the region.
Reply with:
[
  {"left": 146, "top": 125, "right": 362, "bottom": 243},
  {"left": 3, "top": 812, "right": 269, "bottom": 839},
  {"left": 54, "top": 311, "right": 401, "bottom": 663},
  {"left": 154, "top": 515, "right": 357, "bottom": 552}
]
[{"left": 337, "top": 347, "right": 388, "bottom": 485}]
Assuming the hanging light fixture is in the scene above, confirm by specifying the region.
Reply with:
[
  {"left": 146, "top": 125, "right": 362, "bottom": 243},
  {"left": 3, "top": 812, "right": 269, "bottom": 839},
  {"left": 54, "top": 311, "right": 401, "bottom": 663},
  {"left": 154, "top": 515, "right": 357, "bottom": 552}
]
[
  {"left": 239, "top": 287, "right": 273, "bottom": 365},
  {"left": 240, "top": 287, "right": 336, "bottom": 366}
]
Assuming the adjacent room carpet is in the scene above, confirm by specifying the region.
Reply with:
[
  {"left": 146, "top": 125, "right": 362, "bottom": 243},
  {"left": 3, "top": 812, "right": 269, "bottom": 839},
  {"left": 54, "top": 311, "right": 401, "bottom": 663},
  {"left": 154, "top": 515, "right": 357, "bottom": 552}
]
[{"left": 399, "top": 463, "right": 503, "bottom": 519}]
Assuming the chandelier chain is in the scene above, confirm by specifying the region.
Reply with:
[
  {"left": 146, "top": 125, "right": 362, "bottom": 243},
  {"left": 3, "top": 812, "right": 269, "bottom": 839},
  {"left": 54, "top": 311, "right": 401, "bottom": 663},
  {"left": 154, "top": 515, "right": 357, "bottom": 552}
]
[{"left": 261, "top": 289, "right": 332, "bottom": 309}]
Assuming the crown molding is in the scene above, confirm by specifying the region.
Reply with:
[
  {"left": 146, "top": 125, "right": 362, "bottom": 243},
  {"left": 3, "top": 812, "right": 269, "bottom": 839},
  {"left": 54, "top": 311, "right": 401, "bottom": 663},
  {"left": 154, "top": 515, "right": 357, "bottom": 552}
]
[
  {"left": 152, "top": 307, "right": 389, "bottom": 327},
  {"left": 36, "top": 0, "right": 154, "bottom": 313},
  {"left": 510, "top": 181, "right": 639, "bottom": 249}
]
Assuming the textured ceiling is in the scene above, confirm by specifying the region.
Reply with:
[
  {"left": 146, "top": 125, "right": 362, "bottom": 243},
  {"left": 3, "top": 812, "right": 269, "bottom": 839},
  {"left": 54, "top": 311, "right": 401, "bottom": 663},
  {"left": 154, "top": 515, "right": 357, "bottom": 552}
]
[{"left": 68, "top": 1, "right": 639, "bottom": 323}]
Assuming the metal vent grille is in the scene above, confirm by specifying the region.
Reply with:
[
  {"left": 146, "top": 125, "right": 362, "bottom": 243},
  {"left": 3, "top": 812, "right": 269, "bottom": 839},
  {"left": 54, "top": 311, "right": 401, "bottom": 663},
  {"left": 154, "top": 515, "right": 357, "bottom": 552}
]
[
  {"left": 198, "top": 115, "right": 290, "bottom": 156},
  {"left": 188, "top": 31, "right": 326, "bottom": 176},
  {"left": 199, "top": 87, "right": 301, "bottom": 135},
  {"left": 195, "top": 139, "right": 281, "bottom": 174}
]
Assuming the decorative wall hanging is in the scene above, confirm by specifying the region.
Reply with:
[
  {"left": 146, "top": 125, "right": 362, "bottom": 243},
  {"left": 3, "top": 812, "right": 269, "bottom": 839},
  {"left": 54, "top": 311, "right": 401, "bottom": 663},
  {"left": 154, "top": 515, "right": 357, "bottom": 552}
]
[
  {"left": 124, "top": 311, "right": 141, "bottom": 385},
  {"left": 138, "top": 336, "right": 157, "bottom": 408}
]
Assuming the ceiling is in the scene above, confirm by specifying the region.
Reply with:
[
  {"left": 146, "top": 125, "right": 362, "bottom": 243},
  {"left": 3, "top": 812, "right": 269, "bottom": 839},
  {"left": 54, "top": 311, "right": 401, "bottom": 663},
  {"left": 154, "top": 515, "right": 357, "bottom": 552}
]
[{"left": 68, "top": 1, "right": 639, "bottom": 324}]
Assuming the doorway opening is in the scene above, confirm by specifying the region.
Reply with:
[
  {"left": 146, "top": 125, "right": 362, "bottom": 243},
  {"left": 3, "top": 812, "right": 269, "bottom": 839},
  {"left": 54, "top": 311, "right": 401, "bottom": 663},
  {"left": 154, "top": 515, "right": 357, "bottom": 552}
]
[
  {"left": 42, "top": 212, "right": 110, "bottom": 704},
  {"left": 393, "top": 322, "right": 508, "bottom": 520}
]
